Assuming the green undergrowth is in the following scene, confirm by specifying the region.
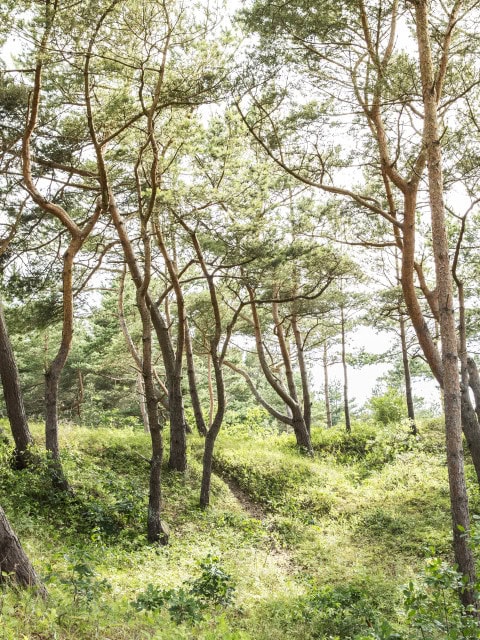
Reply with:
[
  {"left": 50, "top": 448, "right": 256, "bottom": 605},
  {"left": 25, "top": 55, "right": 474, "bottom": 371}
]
[{"left": 0, "top": 417, "right": 478, "bottom": 638}]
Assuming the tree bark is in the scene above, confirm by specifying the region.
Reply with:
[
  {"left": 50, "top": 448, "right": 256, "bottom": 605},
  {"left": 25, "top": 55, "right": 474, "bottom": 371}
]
[
  {"left": 0, "top": 302, "right": 34, "bottom": 468},
  {"left": 467, "top": 358, "right": 480, "bottom": 422},
  {"left": 340, "top": 305, "right": 351, "bottom": 433},
  {"left": 246, "top": 285, "right": 312, "bottom": 452},
  {"left": 0, "top": 505, "right": 47, "bottom": 597},
  {"left": 291, "top": 312, "right": 312, "bottom": 433},
  {"left": 414, "top": 0, "right": 477, "bottom": 606},
  {"left": 184, "top": 319, "right": 207, "bottom": 436},
  {"left": 323, "top": 342, "right": 332, "bottom": 429},
  {"left": 399, "top": 312, "right": 417, "bottom": 435}
]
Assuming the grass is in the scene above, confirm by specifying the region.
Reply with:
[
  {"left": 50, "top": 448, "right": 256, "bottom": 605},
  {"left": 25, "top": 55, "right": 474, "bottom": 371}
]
[{"left": 0, "top": 416, "right": 478, "bottom": 638}]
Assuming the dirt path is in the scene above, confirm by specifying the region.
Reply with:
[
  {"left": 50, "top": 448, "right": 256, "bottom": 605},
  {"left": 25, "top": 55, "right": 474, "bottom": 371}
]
[
  {"left": 220, "top": 473, "right": 266, "bottom": 521},
  {"left": 212, "top": 465, "right": 299, "bottom": 575}
]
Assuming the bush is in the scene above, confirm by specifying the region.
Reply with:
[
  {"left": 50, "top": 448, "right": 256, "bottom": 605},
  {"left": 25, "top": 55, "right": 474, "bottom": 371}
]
[
  {"left": 134, "top": 555, "right": 236, "bottom": 625},
  {"left": 369, "top": 388, "right": 407, "bottom": 426}
]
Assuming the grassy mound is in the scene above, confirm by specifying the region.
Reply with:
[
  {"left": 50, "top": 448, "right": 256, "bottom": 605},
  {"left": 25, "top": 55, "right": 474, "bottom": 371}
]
[{"left": 0, "top": 417, "right": 477, "bottom": 639}]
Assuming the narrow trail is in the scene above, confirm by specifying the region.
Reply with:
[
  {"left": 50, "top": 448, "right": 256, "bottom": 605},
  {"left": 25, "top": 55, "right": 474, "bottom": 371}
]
[
  {"left": 220, "top": 473, "right": 266, "bottom": 521},
  {"left": 212, "top": 464, "right": 298, "bottom": 573}
]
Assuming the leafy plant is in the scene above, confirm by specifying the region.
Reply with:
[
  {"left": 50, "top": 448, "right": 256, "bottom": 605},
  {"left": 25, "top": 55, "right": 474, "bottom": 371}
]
[
  {"left": 46, "top": 551, "right": 111, "bottom": 607},
  {"left": 134, "top": 555, "right": 236, "bottom": 624}
]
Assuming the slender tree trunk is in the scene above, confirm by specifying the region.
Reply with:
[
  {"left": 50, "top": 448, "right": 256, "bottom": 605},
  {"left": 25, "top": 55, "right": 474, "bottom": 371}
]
[
  {"left": 75, "top": 370, "right": 84, "bottom": 419},
  {"left": 152, "top": 220, "right": 188, "bottom": 469},
  {"left": 118, "top": 269, "right": 150, "bottom": 432},
  {"left": 167, "top": 374, "right": 187, "bottom": 472},
  {"left": 207, "top": 353, "right": 214, "bottom": 428},
  {"left": 292, "top": 313, "right": 312, "bottom": 433},
  {"left": 0, "top": 302, "right": 34, "bottom": 468},
  {"left": 454, "top": 278, "right": 480, "bottom": 483},
  {"left": 136, "top": 371, "right": 150, "bottom": 433},
  {"left": 44, "top": 247, "right": 76, "bottom": 490},
  {"left": 184, "top": 319, "right": 207, "bottom": 436},
  {"left": 467, "top": 358, "right": 480, "bottom": 422},
  {"left": 323, "top": 342, "right": 332, "bottom": 429},
  {"left": 415, "top": 0, "right": 477, "bottom": 606},
  {"left": 200, "top": 353, "right": 226, "bottom": 508},
  {"left": 138, "top": 297, "right": 168, "bottom": 545},
  {"left": 0, "top": 505, "right": 47, "bottom": 597},
  {"left": 399, "top": 313, "right": 417, "bottom": 435},
  {"left": 341, "top": 305, "right": 351, "bottom": 433}
]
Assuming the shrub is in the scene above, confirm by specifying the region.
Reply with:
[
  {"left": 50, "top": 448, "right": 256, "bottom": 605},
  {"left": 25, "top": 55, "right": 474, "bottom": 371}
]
[
  {"left": 369, "top": 388, "right": 407, "bottom": 426},
  {"left": 133, "top": 555, "right": 236, "bottom": 625}
]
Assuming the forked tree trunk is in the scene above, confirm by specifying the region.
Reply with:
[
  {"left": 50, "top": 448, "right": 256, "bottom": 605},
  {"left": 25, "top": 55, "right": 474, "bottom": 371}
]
[
  {"left": 0, "top": 302, "right": 34, "bottom": 468},
  {"left": 415, "top": 0, "right": 477, "bottom": 607},
  {"left": 138, "top": 297, "right": 169, "bottom": 545},
  {"left": 292, "top": 313, "right": 312, "bottom": 433},
  {"left": 0, "top": 506, "right": 47, "bottom": 597},
  {"left": 199, "top": 352, "right": 226, "bottom": 508}
]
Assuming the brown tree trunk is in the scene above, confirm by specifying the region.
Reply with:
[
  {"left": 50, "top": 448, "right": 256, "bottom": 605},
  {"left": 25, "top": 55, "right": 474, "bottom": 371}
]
[
  {"left": 341, "top": 305, "right": 351, "bottom": 433},
  {"left": 199, "top": 352, "right": 226, "bottom": 508},
  {"left": 399, "top": 313, "right": 416, "bottom": 435},
  {"left": 136, "top": 371, "right": 150, "bottom": 433},
  {"left": 291, "top": 313, "right": 312, "bottom": 433},
  {"left": 467, "top": 358, "right": 480, "bottom": 422},
  {"left": 43, "top": 241, "right": 83, "bottom": 491},
  {"left": 0, "top": 505, "right": 47, "bottom": 597},
  {"left": 415, "top": 0, "right": 477, "bottom": 606},
  {"left": 0, "top": 302, "right": 34, "bottom": 468},
  {"left": 137, "top": 295, "right": 168, "bottom": 545},
  {"left": 152, "top": 221, "right": 188, "bottom": 470},
  {"left": 323, "top": 342, "right": 332, "bottom": 429},
  {"left": 117, "top": 269, "right": 150, "bottom": 432},
  {"left": 207, "top": 353, "right": 214, "bottom": 428},
  {"left": 184, "top": 319, "right": 207, "bottom": 436}
]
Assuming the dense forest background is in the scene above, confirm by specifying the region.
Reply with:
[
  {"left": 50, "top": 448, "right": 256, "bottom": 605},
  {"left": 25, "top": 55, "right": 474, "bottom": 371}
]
[{"left": 2, "top": 0, "right": 480, "bottom": 637}]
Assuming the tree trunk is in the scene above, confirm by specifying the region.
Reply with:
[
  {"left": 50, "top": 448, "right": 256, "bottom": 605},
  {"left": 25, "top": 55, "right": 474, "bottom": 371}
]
[
  {"left": 415, "top": 0, "right": 477, "bottom": 606},
  {"left": 200, "top": 429, "right": 216, "bottom": 508},
  {"left": 467, "top": 357, "right": 480, "bottom": 422},
  {"left": 291, "top": 405, "right": 313, "bottom": 451},
  {"left": 292, "top": 313, "right": 312, "bottom": 433},
  {"left": 207, "top": 353, "right": 214, "bottom": 428},
  {"left": 167, "top": 375, "right": 187, "bottom": 472},
  {"left": 200, "top": 351, "right": 226, "bottom": 508},
  {"left": 136, "top": 371, "right": 150, "bottom": 433},
  {"left": 341, "top": 305, "right": 351, "bottom": 433},
  {"left": 0, "top": 505, "right": 47, "bottom": 597},
  {"left": 399, "top": 312, "right": 417, "bottom": 435},
  {"left": 0, "top": 301, "right": 34, "bottom": 468},
  {"left": 323, "top": 342, "right": 332, "bottom": 429},
  {"left": 184, "top": 319, "right": 207, "bottom": 436}
]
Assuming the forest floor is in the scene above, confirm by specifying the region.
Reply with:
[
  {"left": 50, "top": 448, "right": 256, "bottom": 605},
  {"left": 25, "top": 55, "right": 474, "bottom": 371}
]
[{"left": 0, "top": 416, "right": 478, "bottom": 639}]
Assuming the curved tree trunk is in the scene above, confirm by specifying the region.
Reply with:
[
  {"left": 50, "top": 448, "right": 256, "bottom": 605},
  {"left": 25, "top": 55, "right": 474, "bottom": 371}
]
[
  {"left": 184, "top": 319, "right": 207, "bottom": 436},
  {"left": 199, "top": 352, "right": 226, "bottom": 508},
  {"left": 0, "top": 302, "right": 34, "bottom": 468},
  {"left": 0, "top": 506, "right": 47, "bottom": 597},
  {"left": 246, "top": 285, "right": 312, "bottom": 453}
]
